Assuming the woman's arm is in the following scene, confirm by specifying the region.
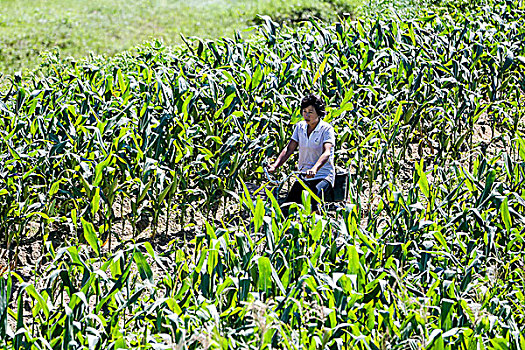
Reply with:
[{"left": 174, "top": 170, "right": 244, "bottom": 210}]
[
  {"left": 268, "top": 140, "right": 298, "bottom": 172},
  {"left": 305, "top": 142, "right": 332, "bottom": 178}
]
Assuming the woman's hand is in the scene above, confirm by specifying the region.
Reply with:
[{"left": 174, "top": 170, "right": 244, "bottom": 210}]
[
  {"left": 305, "top": 168, "right": 317, "bottom": 178},
  {"left": 267, "top": 164, "right": 277, "bottom": 173}
]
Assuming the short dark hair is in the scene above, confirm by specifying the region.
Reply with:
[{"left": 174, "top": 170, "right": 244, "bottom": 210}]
[{"left": 300, "top": 94, "right": 326, "bottom": 117}]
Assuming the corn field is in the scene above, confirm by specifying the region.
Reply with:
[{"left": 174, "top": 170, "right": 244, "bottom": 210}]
[{"left": 1, "top": 0, "right": 525, "bottom": 348}]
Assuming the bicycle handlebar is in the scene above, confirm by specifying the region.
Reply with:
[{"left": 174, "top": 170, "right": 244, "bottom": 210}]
[
  {"left": 263, "top": 165, "right": 309, "bottom": 186},
  {"left": 263, "top": 166, "right": 280, "bottom": 185}
]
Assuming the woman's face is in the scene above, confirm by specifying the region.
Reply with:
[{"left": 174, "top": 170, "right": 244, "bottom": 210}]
[{"left": 302, "top": 105, "right": 319, "bottom": 125}]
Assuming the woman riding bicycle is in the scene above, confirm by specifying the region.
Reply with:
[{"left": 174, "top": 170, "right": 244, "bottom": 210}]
[{"left": 267, "top": 93, "right": 335, "bottom": 212}]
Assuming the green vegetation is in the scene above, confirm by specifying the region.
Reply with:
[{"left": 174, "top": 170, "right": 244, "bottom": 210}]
[
  {"left": 1, "top": 0, "right": 525, "bottom": 348},
  {"left": 0, "top": 0, "right": 361, "bottom": 75}
]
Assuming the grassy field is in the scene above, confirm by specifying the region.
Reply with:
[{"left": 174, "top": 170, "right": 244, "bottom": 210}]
[{"left": 0, "top": 0, "right": 362, "bottom": 75}]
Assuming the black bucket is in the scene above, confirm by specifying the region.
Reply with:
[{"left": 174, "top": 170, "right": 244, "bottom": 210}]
[{"left": 329, "top": 171, "right": 348, "bottom": 202}]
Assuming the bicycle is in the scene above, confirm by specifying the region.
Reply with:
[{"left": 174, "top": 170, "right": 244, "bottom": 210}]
[{"left": 262, "top": 164, "right": 350, "bottom": 213}]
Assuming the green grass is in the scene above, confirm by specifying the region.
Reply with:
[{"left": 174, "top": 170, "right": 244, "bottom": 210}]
[{"left": 0, "top": 0, "right": 362, "bottom": 75}]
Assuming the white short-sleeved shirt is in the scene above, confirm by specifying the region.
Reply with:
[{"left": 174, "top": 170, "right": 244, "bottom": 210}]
[{"left": 291, "top": 119, "right": 336, "bottom": 185}]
